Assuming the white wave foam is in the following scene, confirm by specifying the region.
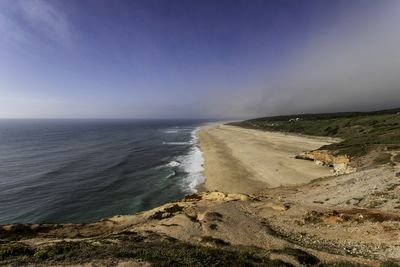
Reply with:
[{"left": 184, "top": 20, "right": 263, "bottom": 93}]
[
  {"left": 162, "top": 141, "right": 192, "bottom": 145},
  {"left": 177, "top": 128, "right": 204, "bottom": 193},
  {"left": 166, "top": 160, "right": 180, "bottom": 167},
  {"left": 162, "top": 129, "right": 179, "bottom": 134},
  {"left": 165, "top": 170, "right": 176, "bottom": 179}
]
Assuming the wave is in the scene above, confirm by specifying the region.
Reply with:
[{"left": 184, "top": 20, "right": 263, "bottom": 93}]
[
  {"left": 161, "top": 129, "right": 179, "bottom": 134},
  {"left": 0, "top": 119, "right": 210, "bottom": 224},
  {"left": 166, "top": 161, "right": 180, "bottom": 167},
  {"left": 165, "top": 170, "right": 177, "bottom": 179},
  {"left": 177, "top": 128, "right": 204, "bottom": 193},
  {"left": 162, "top": 141, "right": 192, "bottom": 145}
]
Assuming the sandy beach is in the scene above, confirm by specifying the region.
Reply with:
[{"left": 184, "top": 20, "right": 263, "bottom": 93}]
[{"left": 197, "top": 124, "right": 335, "bottom": 193}]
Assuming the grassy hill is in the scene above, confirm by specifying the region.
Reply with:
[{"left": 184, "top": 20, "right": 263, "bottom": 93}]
[{"left": 231, "top": 108, "right": 400, "bottom": 168}]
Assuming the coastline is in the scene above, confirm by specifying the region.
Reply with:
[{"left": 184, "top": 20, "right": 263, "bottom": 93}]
[
  {"left": 197, "top": 123, "right": 335, "bottom": 194},
  {"left": 192, "top": 121, "right": 228, "bottom": 193},
  {"left": 2, "top": 123, "right": 399, "bottom": 266}
]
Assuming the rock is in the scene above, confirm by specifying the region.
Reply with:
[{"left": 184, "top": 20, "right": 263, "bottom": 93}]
[
  {"left": 333, "top": 155, "right": 357, "bottom": 175},
  {"left": 201, "top": 191, "right": 249, "bottom": 202},
  {"left": 197, "top": 212, "right": 223, "bottom": 221},
  {"left": 296, "top": 150, "right": 356, "bottom": 175},
  {"left": 149, "top": 204, "right": 184, "bottom": 220},
  {"left": 297, "top": 150, "right": 334, "bottom": 164},
  {"left": 226, "top": 193, "right": 249, "bottom": 201},
  {"left": 271, "top": 204, "right": 289, "bottom": 211},
  {"left": 183, "top": 194, "right": 203, "bottom": 201},
  {"left": 202, "top": 192, "right": 227, "bottom": 201}
]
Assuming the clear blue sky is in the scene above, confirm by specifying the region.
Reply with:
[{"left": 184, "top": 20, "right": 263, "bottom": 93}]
[{"left": 0, "top": 0, "right": 399, "bottom": 118}]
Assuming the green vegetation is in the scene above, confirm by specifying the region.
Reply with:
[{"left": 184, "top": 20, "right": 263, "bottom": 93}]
[
  {"left": 1, "top": 232, "right": 395, "bottom": 266},
  {"left": 387, "top": 145, "right": 400, "bottom": 151},
  {"left": 127, "top": 243, "right": 282, "bottom": 267},
  {"left": 231, "top": 108, "right": 400, "bottom": 168},
  {"left": 318, "top": 263, "right": 369, "bottom": 267},
  {"left": 380, "top": 260, "right": 400, "bottom": 267},
  {"left": 33, "top": 241, "right": 87, "bottom": 260},
  {"left": 0, "top": 242, "right": 33, "bottom": 259},
  {"left": 373, "top": 153, "right": 393, "bottom": 165},
  {"left": 393, "top": 154, "right": 400, "bottom": 163},
  {"left": 200, "top": 235, "right": 230, "bottom": 246},
  {"left": 0, "top": 234, "right": 293, "bottom": 266},
  {"left": 272, "top": 247, "right": 320, "bottom": 266}
]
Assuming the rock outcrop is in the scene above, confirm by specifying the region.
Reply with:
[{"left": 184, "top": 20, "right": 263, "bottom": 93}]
[{"left": 296, "top": 150, "right": 356, "bottom": 175}]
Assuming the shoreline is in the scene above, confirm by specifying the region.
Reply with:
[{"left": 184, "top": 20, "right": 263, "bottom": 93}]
[
  {"left": 2, "top": 120, "right": 399, "bottom": 266},
  {"left": 196, "top": 123, "right": 335, "bottom": 194},
  {"left": 192, "top": 121, "right": 229, "bottom": 193}
]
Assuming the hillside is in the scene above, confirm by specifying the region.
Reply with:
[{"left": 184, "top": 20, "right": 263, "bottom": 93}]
[
  {"left": 231, "top": 108, "right": 400, "bottom": 169},
  {"left": 1, "top": 168, "right": 400, "bottom": 266}
]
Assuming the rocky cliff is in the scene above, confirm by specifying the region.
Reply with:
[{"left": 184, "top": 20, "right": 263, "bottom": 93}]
[
  {"left": 296, "top": 150, "right": 357, "bottom": 175},
  {"left": 1, "top": 166, "right": 400, "bottom": 266}
]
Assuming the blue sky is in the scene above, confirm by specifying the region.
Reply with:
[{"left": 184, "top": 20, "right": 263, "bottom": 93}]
[{"left": 0, "top": 0, "right": 399, "bottom": 118}]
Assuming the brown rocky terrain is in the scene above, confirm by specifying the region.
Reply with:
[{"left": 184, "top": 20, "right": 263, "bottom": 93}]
[{"left": 1, "top": 165, "right": 400, "bottom": 266}]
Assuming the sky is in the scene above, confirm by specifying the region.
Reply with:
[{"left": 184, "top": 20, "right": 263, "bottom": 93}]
[{"left": 0, "top": 0, "right": 399, "bottom": 119}]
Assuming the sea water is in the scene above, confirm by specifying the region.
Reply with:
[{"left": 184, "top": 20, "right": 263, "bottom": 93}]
[{"left": 0, "top": 119, "right": 209, "bottom": 224}]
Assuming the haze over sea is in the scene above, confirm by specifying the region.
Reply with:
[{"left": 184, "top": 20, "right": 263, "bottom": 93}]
[{"left": 0, "top": 119, "right": 208, "bottom": 224}]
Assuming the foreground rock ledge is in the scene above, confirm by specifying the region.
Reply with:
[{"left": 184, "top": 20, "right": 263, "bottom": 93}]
[{"left": 1, "top": 166, "right": 400, "bottom": 266}]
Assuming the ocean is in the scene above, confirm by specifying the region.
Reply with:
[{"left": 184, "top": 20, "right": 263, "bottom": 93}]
[{"left": 0, "top": 119, "right": 209, "bottom": 224}]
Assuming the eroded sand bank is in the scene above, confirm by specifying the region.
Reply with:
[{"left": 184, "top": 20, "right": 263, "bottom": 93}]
[{"left": 197, "top": 124, "right": 335, "bottom": 193}]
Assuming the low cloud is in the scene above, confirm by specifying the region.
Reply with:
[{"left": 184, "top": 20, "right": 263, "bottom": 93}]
[{"left": 207, "top": 1, "right": 400, "bottom": 118}]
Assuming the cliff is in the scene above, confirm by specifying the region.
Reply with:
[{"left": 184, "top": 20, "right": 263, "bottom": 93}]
[
  {"left": 1, "top": 166, "right": 400, "bottom": 266},
  {"left": 296, "top": 150, "right": 357, "bottom": 175}
]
